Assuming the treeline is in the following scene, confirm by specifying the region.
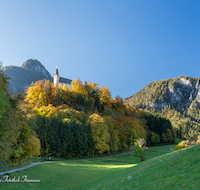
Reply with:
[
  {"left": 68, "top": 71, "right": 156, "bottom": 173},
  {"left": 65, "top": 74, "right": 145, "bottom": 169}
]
[
  {"left": 124, "top": 75, "right": 200, "bottom": 142},
  {"left": 0, "top": 74, "right": 175, "bottom": 167},
  {"left": 36, "top": 113, "right": 95, "bottom": 158},
  {"left": 160, "top": 106, "right": 200, "bottom": 141},
  {"left": 35, "top": 108, "right": 147, "bottom": 158},
  {"left": 0, "top": 71, "right": 40, "bottom": 169},
  {"left": 145, "top": 112, "right": 174, "bottom": 146}
]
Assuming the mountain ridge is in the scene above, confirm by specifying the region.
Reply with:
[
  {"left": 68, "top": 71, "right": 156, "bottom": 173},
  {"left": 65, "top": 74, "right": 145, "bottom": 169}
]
[
  {"left": 124, "top": 75, "right": 200, "bottom": 113},
  {"left": 2, "top": 59, "right": 52, "bottom": 94},
  {"left": 124, "top": 75, "right": 200, "bottom": 140}
]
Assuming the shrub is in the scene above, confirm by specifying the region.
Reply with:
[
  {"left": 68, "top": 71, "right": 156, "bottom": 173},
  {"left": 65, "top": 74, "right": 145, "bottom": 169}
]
[
  {"left": 133, "top": 145, "right": 144, "bottom": 157},
  {"left": 132, "top": 142, "right": 146, "bottom": 161},
  {"left": 174, "top": 140, "right": 190, "bottom": 151}
]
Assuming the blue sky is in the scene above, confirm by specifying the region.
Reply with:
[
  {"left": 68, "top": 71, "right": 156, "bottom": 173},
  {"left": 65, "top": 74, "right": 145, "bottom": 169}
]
[{"left": 1, "top": 0, "right": 200, "bottom": 99}]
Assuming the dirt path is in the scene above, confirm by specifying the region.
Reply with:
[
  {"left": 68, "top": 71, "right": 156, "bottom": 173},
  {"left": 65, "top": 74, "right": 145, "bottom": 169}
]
[
  {"left": 0, "top": 151, "right": 133, "bottom": 175},
  {"left": 0, "top": 161, "right": 56, "bottom": 175}
]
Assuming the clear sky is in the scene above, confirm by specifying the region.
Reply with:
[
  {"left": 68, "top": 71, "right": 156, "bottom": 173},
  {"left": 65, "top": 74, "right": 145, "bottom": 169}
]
[{"left": 1, "top": 0, "right": 200, "bottom": 99}]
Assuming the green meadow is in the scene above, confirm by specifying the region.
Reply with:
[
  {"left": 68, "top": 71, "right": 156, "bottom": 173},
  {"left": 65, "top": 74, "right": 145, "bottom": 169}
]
[{"left": 1, "top": 144, "right": 200, "bottom": 190}]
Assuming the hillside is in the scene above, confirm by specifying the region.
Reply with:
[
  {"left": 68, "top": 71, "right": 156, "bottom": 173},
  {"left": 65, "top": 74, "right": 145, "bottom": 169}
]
[
  {"left": 124, "top": 75, "right": 200, "bottom": 140},
  {"left": 124, "top": 75, "right": 200, "bottom": 113},
  {"left": 1, "top": 144, "right": 199, "bottom": 189},
  {"left": 2, "top": 59, "right": 52, "bottom": 94},
  {"left": 102, "top": 144, "right": 200, "bottom": 190},
  {"left": 0, "top": 66, "right": 175, "bottom": 171}
]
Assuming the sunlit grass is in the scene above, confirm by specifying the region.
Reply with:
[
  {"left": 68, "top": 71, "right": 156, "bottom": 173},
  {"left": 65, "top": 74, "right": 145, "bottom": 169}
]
[
  {"left": 0, "top": 144, "right": 182, "bottom": 190},
  {"left": 59, "top": 162, "right": 137, "bottom": 169}
]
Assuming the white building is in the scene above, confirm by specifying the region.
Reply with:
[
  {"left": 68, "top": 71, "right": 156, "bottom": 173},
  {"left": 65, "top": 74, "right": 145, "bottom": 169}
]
[{"left": 53, "top": 66, "right": 72, "bottom": 89}]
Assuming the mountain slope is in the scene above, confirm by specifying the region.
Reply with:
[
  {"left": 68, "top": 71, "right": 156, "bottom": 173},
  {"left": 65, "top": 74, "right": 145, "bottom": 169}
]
[
  {"left": 3, "top": 59, "right": 52, "bottom": 94},
  {"left": 124, "top": 75, "right": 200, "bottom": 140},
  {"left": 124, "top": 75, "right": 200, "bottom": 113}
]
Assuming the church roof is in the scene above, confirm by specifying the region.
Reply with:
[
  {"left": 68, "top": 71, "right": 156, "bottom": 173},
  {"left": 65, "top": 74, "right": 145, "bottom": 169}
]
[
  {"left": 59, "top": 77, "right": 72, "bottom": 84},
  {"left": 53, "top": 67, "right": 72, "bottom": 84}
]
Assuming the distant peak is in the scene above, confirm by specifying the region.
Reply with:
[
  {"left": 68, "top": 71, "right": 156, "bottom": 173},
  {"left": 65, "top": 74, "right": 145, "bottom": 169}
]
[
  {"left": 21, "top": 59, "right": 42, "bottom": 67},
  {"left": 20, "top": 59, "right": 51, "bottom": 78}
]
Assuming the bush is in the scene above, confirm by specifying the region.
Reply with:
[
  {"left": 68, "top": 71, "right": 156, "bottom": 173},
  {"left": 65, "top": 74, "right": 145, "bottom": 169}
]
[
  {"left": 132, "top": 142, "right": 146, "bottom": 161},
  {"left": 174, "top": 140, "right": 190, "bottom": 151},
  {"left": 133, "top": 145, "right": 144, "bottom": 157}
]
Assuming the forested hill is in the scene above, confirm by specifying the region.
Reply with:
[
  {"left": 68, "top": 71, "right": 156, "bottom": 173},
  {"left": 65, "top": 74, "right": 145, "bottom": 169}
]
[
  {"left": 0, "top": 73, "right": 174, "bottom": 169},
  {"left": 124, "top": 75, "right": 200, "bottom": 113},
  {"left": 124, "top": 75, "right": 200, "bottom": 140},
  {"left": 2, "top": 59, "right": 52, "bottom": 94}
]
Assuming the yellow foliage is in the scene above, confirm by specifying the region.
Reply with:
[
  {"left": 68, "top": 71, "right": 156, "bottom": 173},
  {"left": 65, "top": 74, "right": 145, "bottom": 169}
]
[
  {"left": 34, "top": 104, "right": 57, "bottom": 118},
  {"left": 71, "top": 79, "right": 85, "bottom": 95},
  {"left": 57, "top": 104, "right": 70, "bottom": 110},
  {"left": 99, "top": 86, "right": 112, "bottom": 109},
  {"left": 62, "top": 118, "right": 72, "bottom": 124},
  {"left": 25, "top": 80, "right": 56, "bottom": 108},
  {"left": 174, "top": 140, "right": 190, "bottom": 151},
  {"left": 88, "top": 113, "right": 110, "bottom": 153},
  {"left": 23, "top": 135, "right": 41, "bottom": 157},
  {"left": 59, "top": 85, "right": 69, "bottom": 91}
]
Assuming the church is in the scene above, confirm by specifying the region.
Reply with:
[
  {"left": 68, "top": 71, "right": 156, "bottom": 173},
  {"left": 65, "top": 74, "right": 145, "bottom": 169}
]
[{"left": 53, "top": 66, "right": 72, "bottom": 89}]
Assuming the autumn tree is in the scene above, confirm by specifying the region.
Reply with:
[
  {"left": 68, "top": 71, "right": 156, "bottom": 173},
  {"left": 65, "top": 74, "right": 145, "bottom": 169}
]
[
  {"left": 88, "top": 113, "right": 110, "bottom": 154},
  {"left": 25, "top": 80, "right": 56, "bottom": 108},
  {"left": 99, "top": 86, "right": 112, "bottom": 114},
  {"left": 104, "top": 116, "right": 119, "bottom": 153}
]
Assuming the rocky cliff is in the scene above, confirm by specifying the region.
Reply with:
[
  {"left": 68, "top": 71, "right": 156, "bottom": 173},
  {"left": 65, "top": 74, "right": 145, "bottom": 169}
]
[
  {"left": 124, "top": 75, "right": 200, "bottom": 113},
  {"left": 3, "top": 59, "right": 52, "bottom": 94}
]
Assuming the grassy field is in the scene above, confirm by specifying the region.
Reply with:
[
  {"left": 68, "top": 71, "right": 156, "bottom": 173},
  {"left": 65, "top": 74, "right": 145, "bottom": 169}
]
[{"left": 1, "top": 144, "right": 199, "bottom": 190}]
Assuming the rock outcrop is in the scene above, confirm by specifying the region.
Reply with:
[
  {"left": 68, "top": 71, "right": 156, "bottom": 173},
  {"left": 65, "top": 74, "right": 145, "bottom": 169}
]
[
  {"left": 3, "top": 59, "right": 52, "bottom": 94},
  {"left": 124, "top": 76, "right": 200, "bottom": 113}
]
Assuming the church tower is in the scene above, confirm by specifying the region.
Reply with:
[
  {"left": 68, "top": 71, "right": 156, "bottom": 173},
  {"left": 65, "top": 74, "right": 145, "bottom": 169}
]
[{"left": 54, "top": 66, "right": 60, "bottom": 87}]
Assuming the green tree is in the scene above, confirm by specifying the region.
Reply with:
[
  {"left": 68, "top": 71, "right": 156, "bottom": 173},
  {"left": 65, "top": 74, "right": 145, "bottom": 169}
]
[
  {"left": 155, "top": 134, "right": 160, "bottom": 144},
  {"left": 0, "top": 71, "right": 10, "bottom": 119},
  {"left": 166, "top": 129, "right": 174, "bottom": 143},
  {"left": 161, "top": 132, "right": 168, "bottom": 143},
  {"left": 150, "top": 132, "right": 156, "bottom": 144}
]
